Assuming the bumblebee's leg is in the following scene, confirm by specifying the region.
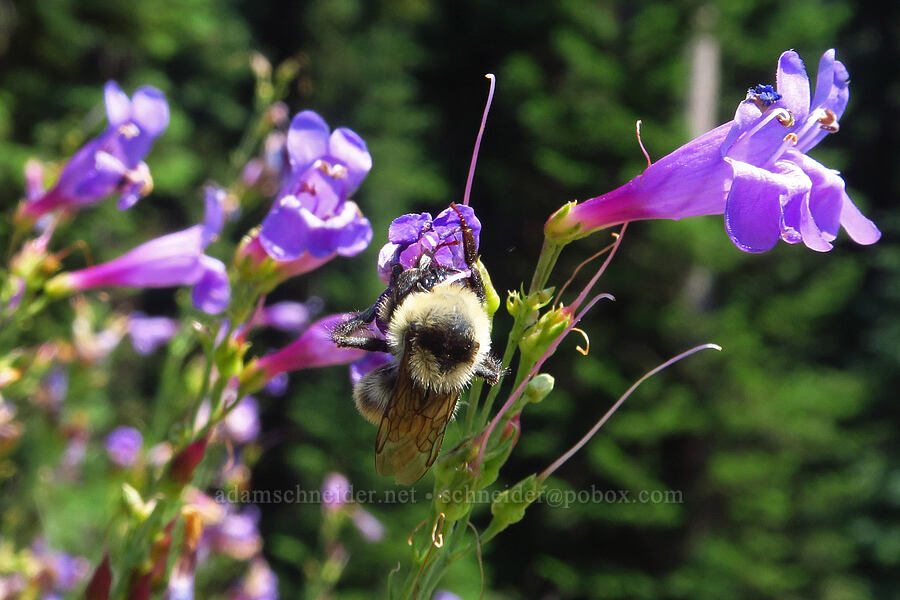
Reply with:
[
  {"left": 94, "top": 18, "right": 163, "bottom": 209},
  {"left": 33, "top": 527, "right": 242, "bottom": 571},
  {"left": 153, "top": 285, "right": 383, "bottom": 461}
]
[
  {"left": 473, "top": 354, "right": 503, "bottom": 385},
  {"left": 450, "top": 203, "right": 487, "bottom": 303},
  {"left": 331, "top": 302, "right": 391, "bottom": 353}
]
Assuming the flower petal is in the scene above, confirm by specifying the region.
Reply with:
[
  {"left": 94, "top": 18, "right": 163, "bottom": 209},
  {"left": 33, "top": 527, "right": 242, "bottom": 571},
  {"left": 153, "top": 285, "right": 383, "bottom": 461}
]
[
  {"left": 388, "top": 212, "right": 432, "bottom": 244},
  {"left": 104, "top": 81, "right": 131, "bottom": 126},
  {"left": 723, "top": 158, "right": 784, "bottom": 253},
  {"left": 839, "top": 197, "right": 881, "bottom": 245},
  {"left": 192, "top": 256, "right": 230, "bottom": 314},
  {"left": 202, "top": 186, "right": 226, "bottom": 246},
  {"left": 350, "top": 351, "right": 393, "bottom": 385},
  {"left": 329, "top": 127, "right": 373, "bottom": 194},
  {"left": 811, "top": 49, "right": 836, "bottom": 111},
  {"left": 259, "top": 196, "right": 312, "bottom": 261},
  {"left": 286, "top": 110, "right": 330, "bottom": 171},
  {"left": 776, "top": 50, "right": 811, "bottom": 120},
  {"left": 799, "top": 56, "right": 850, "bottom": 153},
  {"left": 132, "top": 86, "right": 170, "bottom": 138}
]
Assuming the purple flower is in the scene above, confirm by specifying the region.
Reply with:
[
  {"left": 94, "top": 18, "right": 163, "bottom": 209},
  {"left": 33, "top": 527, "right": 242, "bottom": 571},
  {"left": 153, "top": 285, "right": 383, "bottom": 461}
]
[
  {"left": 47, "top": 186, "right": 230, "bottom": 314},
  {"left": 322, "top": 472, "right": 351, "bottom": 511},
  {"left": 258, "top": 110, "right": 373, "bottom": 262},
  {"left": 376, "top": 204, "right": 481, "bottom": 284},
  {"left": 224, "top": 396, "right": 260, "bottom": 445},
  {"left": 246, "top": 314, "right": 368, "bottom": 386},
  {"left": 349, "top": 351, "right": 393, "bottom": 385},
  {"left": 128, "top": 312, "right": 178, "bottom": 355},
  {"left": 213, "top": 506, "right": 262, "bottom": 560},
  {"left": 229, "top": 558, "right": 278, "bottom": 600},
  {"left": 105, "top": 426, "right": 143, "bottom": 467},
  {"left": 350, "top": 508, "right": 385, "bottom": 542},
  {"left": 18, "top": 81, "right": 169, "bottom": 221},
  {"left": 263, "top": 372, "right": 288, "bottom": 396},
  {"left": 545, "top": 49, "right": 880, "bottom": 253},
  {"left": 255, "top": 301, "right": 312, "bottom": 333}
]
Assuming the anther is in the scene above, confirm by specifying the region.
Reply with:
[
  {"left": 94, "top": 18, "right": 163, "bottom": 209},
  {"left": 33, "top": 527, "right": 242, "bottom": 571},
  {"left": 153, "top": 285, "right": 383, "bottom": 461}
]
[
  {"left": 817, "top": 108, "right": 839, "bottom": 133},
  {"left": 118, "top": 123, "right": 140, "bottom": 139},
  {"left": 782, "top": 132, "right": 798, "bottom": 145},
  {"left": 776, "top": 110, "right": 795, "bottom": 128}
]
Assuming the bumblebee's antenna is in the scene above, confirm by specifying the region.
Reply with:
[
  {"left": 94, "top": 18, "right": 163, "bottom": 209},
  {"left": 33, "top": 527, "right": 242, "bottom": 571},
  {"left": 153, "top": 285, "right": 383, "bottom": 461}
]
[{"left": 463, "top": 74, "right": 496, "bottom": 206}]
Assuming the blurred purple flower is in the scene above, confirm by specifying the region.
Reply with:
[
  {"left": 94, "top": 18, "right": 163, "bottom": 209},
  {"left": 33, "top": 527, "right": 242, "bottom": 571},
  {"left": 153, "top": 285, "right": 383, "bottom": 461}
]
[
  {"left": 433, "top": 592, "right": 463, "bottom": 600},
  {"left": 350, "top": 508, "right": 385, "bottom": 542},
  {"left": 248, "top": 314, "right": 368, "bottom": 386},
  {"left": 224, "top": 396, "right": 260, "bottom": 445},
  {"left": 128, "top": 312, "right": 178, "bottom": 355},
  {"left": 377, "top": 204, "right": 481, "bottom": 284},
  {"left": 263, "top": 372, "right": 288, "bottom": 396},
  {"left": 229, "top": 558, "right": 278, "bottom": 600},
  {"left": 349, "top": 351, "right": 392, "bottom": 385},
  {"left": 105, "top": 426, "right": 143, "bottom": 467},
  {"left": 258, "top": 110, "right": 373, "bottom": 262},
  {"left": 258, "top": 301, "right": 311, "bottom": 332},
  {"left": 1, "top": 276, "right": 25, "bottom": 316},
  {"left": 19, "top": 81, "right": 169, "bottom": 221},
  {"left": 211, "top": 506, "right": 262, "bottom": 561},
  {"left": 48, "top": 186, "right": 230, "bottom": 314},
  {"left": 322, "top": 472, "right": 351, "bottom": 511},
  {"left": 546, "top": 49, "right": 880, "bottom": 253},
  {"left": 30, "top": 539, "right": 90, "bottom": 594}
]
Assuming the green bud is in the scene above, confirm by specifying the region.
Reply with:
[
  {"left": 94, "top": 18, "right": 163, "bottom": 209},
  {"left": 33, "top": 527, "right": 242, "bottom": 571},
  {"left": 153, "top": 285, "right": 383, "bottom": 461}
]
[
  {"left": 544, "top": 201, "right": 585, "bottom": 245},
  {"left": 524, "top": 373, "right": 554, "bottom": 404},
  {"left": 519, "top": 308, "right": 572, "bottom": 368},
  {"left": 476, "top": 260, "right": 500, "bottom": 317},
  {"left": 122, "top": 483, "right": 155, "bottom": 522},
  {"left": 482, "top": 475, "right": 542, "bottom": 542}
]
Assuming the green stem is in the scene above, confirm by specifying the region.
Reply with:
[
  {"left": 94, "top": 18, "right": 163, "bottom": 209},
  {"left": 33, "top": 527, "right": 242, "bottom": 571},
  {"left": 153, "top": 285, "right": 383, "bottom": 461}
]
[{"left": 528, "top": 238, "right": 564, "bottom": 295}]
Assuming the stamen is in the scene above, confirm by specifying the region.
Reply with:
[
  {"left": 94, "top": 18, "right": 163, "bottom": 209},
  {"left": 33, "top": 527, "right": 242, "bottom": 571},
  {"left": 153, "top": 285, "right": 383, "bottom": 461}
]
[
  {"left": 571, "top": 327, "right": 590, "bottom": 356},
  {"left": 635, "top": 120, "right": 652, "bottom": 168},
  {"left": 724, "top": 108, "right": 793, "bottom": 157},
  {"left": 463, "top": 74, "right": 496, "bottom": 206},
  {"left": 430, "top": 512, "right": 446, "bottom": 548},
  {"left": 775, "top": 111, "right": 795, "bottom": 127},
  {"left": 117, "top": 123, "right": 140, "bottom": 139},
  {"left": 817, "top": 108, "right": 839, "bottom": 133},
  {"left": 782, "top": 132, "right": 798, "bottom": 145}
]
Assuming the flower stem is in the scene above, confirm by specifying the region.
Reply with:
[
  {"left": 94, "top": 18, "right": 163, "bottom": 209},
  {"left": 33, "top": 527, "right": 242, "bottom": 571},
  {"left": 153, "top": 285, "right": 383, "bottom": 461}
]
[{"left": 538, "top": 343, "right": 722, "bottom": 482}]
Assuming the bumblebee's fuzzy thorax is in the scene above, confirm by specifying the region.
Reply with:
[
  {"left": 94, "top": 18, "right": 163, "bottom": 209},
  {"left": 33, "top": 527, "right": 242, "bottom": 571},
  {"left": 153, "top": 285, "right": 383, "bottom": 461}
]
[{"left": 386, "top": 284, "right": 491, "bottom": 394}]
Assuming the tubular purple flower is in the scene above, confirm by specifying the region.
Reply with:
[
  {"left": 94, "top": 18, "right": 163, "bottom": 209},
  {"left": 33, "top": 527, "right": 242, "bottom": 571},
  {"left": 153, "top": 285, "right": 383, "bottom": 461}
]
[
  {"left": 258, "top": 110, "right": 373, "bottom": 264},
  {"left": 322, "top": 472, "right": 351, "bottom": 511},
  {"left": 224, "top": 396, "right": 260, "bottom": 445},
  {"left": 247, "top": 314, "right": 369, "bottom": 385},
  {"left": 128, "top": 312, "right": 179, "bottom": 355},
  {"left": 105, "top": 426, "right": 143, "bottom": 467},
  {"left": 546, "top": 49, "right": 880, "bottom": 253},
  {"left": 46, "top": 187, "right": 230, "bottom": 314},
  {"left": 376, "top": 204, "right": 482, "bottom": 284},
  {"left": 18, "top": 81, "right": 169, "bottom": 221},
  {"left": 230, "top": 558, "right": 278, "bottom": 600}
]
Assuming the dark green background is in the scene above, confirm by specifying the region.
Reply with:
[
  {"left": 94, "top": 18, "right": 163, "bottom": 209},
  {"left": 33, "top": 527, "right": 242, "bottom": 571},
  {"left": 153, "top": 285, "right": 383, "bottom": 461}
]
[{"left": 1, "top": 0, "right": 897, "bottom": 598}]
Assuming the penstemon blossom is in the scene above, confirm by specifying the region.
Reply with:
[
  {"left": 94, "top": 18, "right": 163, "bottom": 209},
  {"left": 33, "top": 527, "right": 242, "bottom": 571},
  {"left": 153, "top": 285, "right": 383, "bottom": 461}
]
[
  {"left": 45, "top": 186, "right": 230, "bottom": 314},
  {"left": 256, "top": 110, "right": 373, "bottom": 261},
  {"left": 17, "top": 81, "right": 169, "bottom": 221},
  {"left": 376, "top": 204, "right": 481, "bottom": 283},
  {"left": 546, "top": 49, "right": 881, "bottom": 252}
]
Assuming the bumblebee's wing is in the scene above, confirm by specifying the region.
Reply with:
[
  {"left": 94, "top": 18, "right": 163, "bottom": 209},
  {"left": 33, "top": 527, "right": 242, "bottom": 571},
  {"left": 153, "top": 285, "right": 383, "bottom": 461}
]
[{"left": 375, "top": 354, "right": 458, "bottom": 485}]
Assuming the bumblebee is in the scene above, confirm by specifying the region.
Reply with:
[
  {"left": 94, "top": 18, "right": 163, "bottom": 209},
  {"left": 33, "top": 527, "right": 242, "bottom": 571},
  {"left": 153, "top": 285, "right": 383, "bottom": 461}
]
[{"left": 332, "top": 204, "right": 502, "bottom": 484}]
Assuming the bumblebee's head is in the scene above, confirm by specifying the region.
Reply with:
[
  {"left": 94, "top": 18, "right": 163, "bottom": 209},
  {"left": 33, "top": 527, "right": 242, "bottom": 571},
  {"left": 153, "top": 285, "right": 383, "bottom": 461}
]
[{"left": 388, "top": 285, "right": 492, "bottom": 393}]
